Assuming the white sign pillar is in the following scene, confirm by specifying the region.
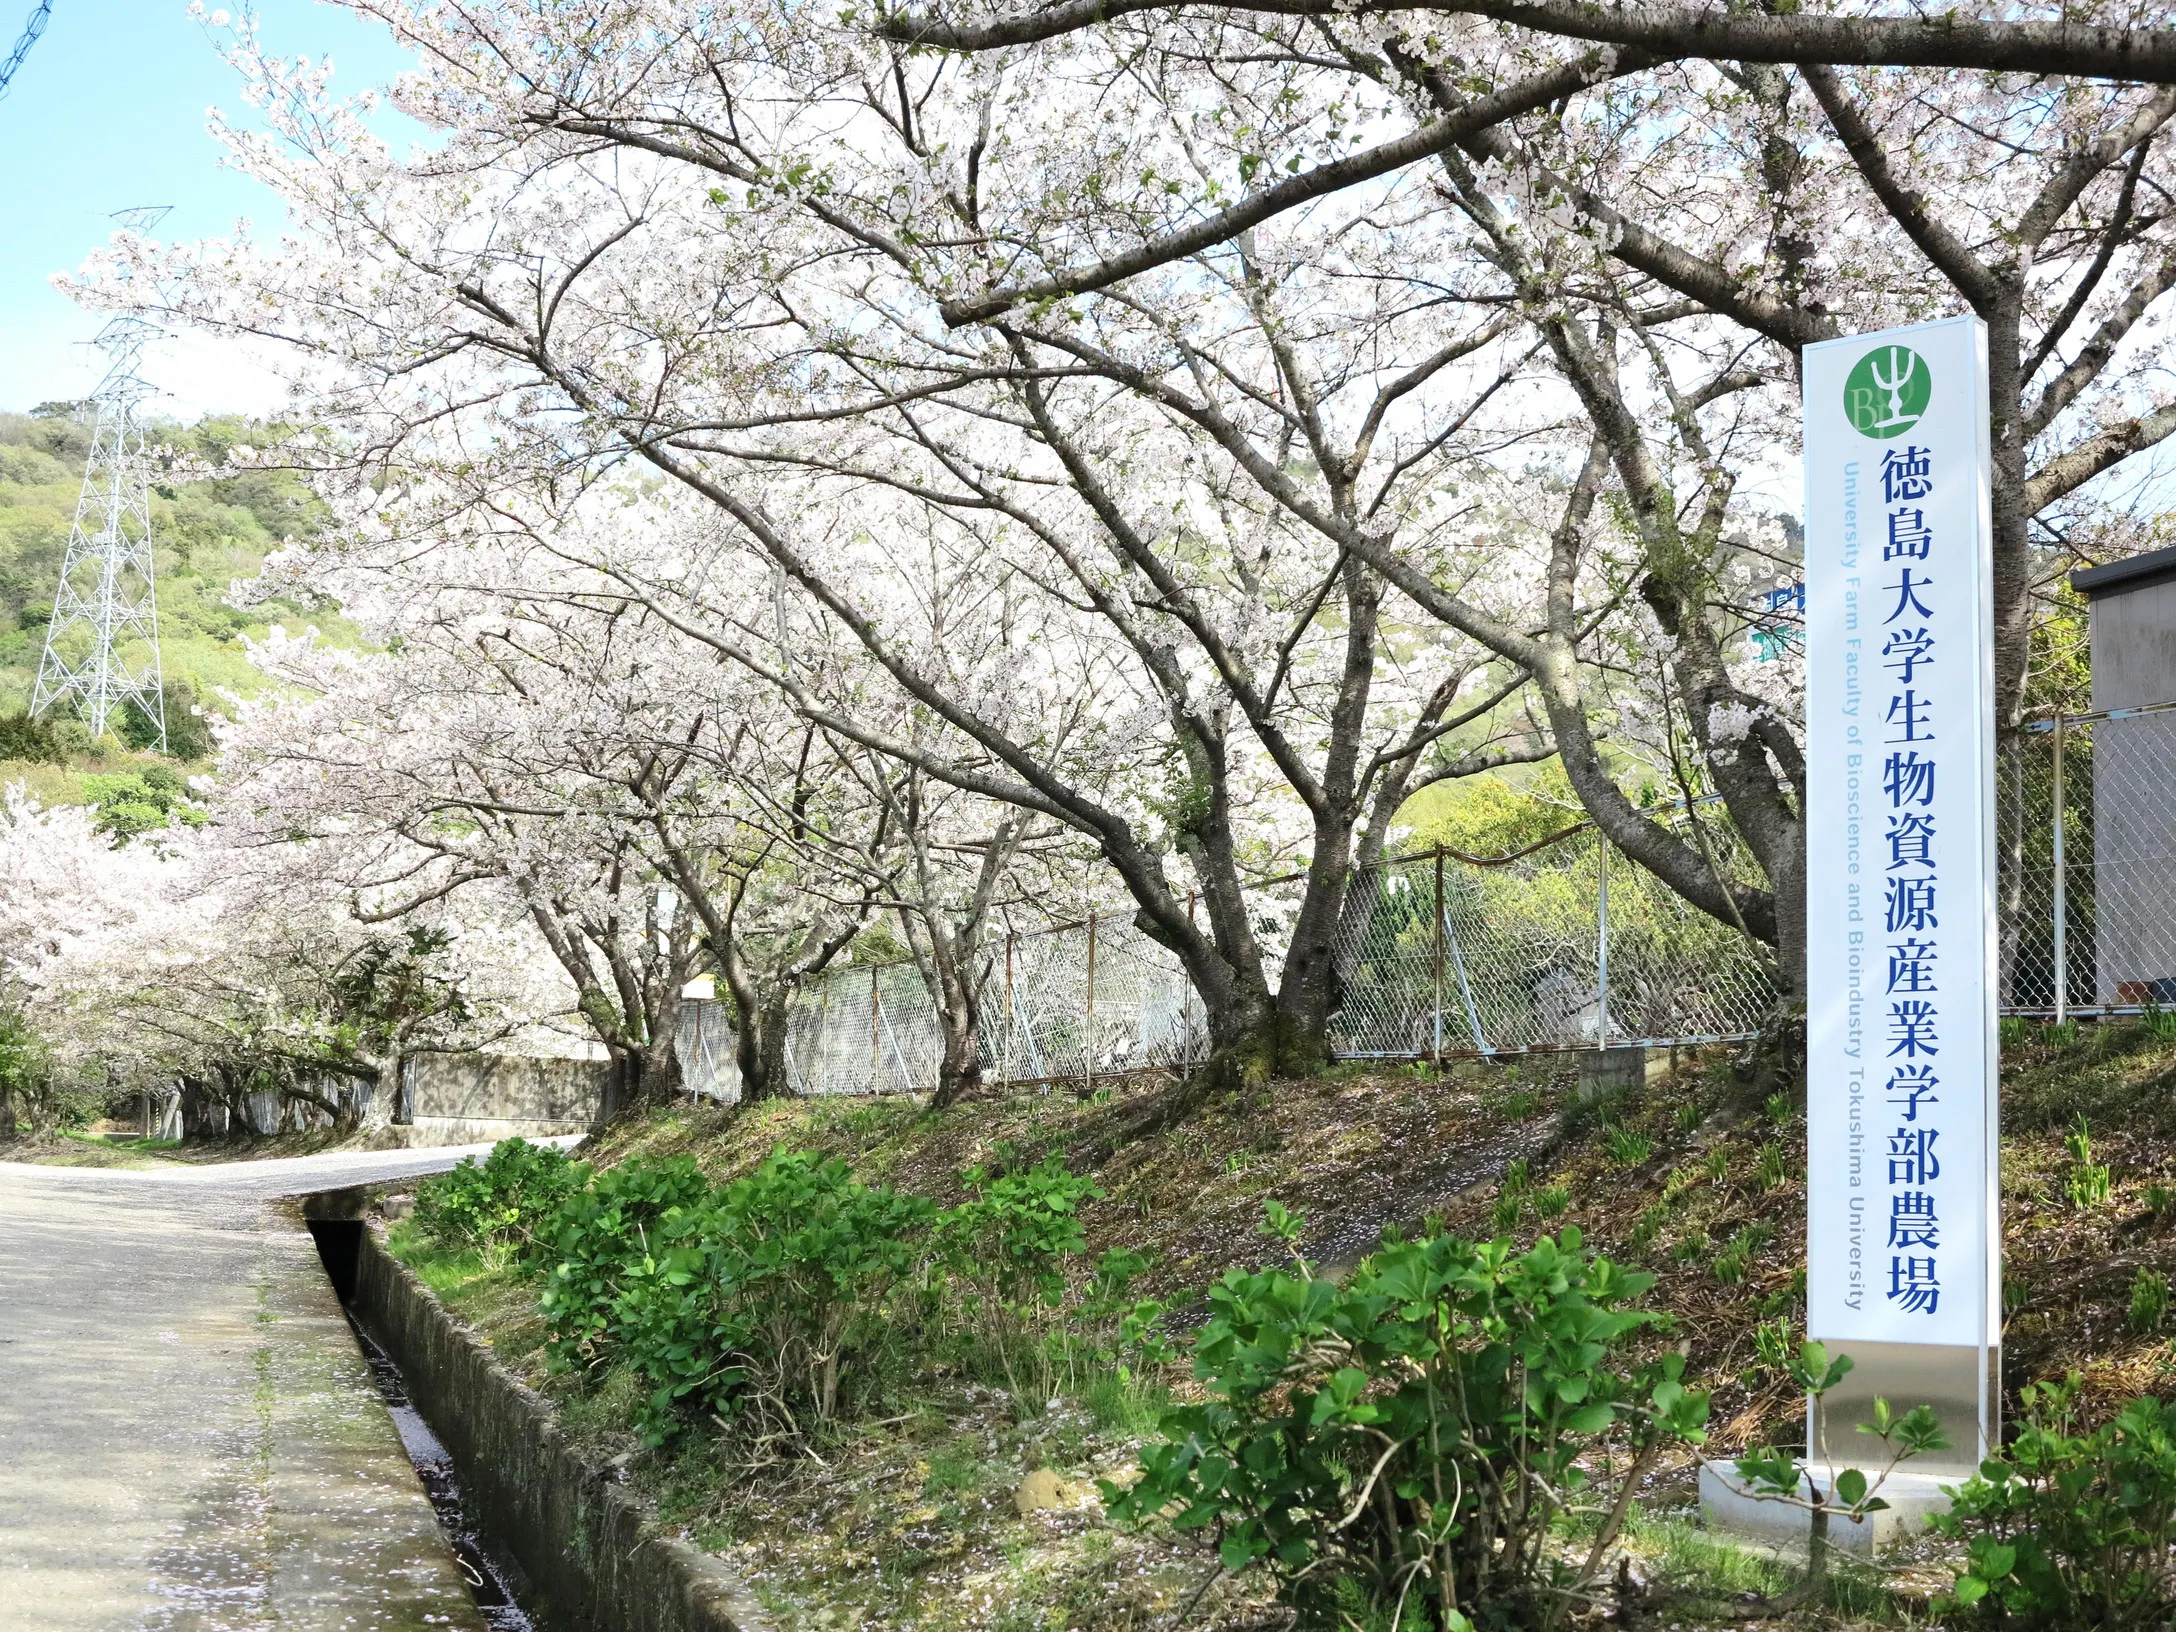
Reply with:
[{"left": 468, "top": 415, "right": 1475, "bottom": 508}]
[{"left": 1803, "top": 316, "right": 2000, "bottom": 1475}]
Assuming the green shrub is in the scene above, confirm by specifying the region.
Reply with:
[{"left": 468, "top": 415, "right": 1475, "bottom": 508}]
[
  {"left": 1072, "top": 1245, "right": 1172, "bottom": 1383},
  {"left": 1105, "top": 1209, "right": 1708, "bottom": 1630},
  {"left": 81, "top": 765, "right": 208, "bottom": 842},
  {"left": 1935, "top": 1376, "right": 2176, "bottom": 1629},
  {"left": 602, "top": 1150, "right": 939, "bottom": 1443},
  {"left": 1532, "top": 1182, "right": 1571, "bottom": 1219},
  {"left": 1605, "top": 1125, "right": 1654, "bottom": 1168},
  {"left": 944, "top": 1152, "right": 1103, "bottom": 1394},
  {"left": 411, "top": 1136, "right": 585, "bottom": 1257},
  {"left": 714, "top": 1151, "right": 938, "bottom": 1421},
  {"left": 1673, "top": 1100, "right": 1704, "bottom": 1134},
  {"left": 947, "top": 1152, "right": 1099, "bottom": 1308},
  {"left": 1734, "top": 1345, "right": 1946, "bottom": 1591},
  {"left": 536, "top": 1154, "right": 715, "bottom": 1371},
  {"left": 0, "top": 711, "right": 64, "bottom": 764}
]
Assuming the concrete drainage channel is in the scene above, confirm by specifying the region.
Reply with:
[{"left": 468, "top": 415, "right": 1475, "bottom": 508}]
[
  {"left": 352, "top": 1314, "right": 536, "bottom": 1629},
  {"left": 299, "top": 1190, "right": 768, "bottom": 1632},
  {"left": 303, "top": 1209, "right": 535, "bottom": 1630}
]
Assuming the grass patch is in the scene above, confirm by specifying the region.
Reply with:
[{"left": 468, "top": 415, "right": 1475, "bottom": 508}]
[
  {"left": 1632, "top": 1514, "right": 1794, "bottom": 1600},
  {"left": 559, "top": 1365, "right": 648, "bottom": 1453},
  {"left": 1081, "top": 1372, "right": 1167, "bottom": 1438}
]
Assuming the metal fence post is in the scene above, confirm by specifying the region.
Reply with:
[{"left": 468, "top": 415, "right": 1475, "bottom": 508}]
[
  {"left": 1432, "top": 850, "right": 1446, "bottom": 1063},
  {"left": 1003, "top": 931, "right": 1015, "bottom": 1088},
  {"left": 1439, "top": 861, "right": 1491, "bottom": 1055},
  {"left": 870, "top": 965, "right": 881, "bottom": 1091},
  {"left": 1596, "top": 830, "right": 1611, "bottom": 1047},
  {"left": 2053, "top": 717, "right": 2068, "bottom": 1025},
  {"left": 1187, "top": 891, "right": 1200, "bottom": 1062},
  {"left": 1085, "top": 909, "right": 1098, "bottom": 1095}
]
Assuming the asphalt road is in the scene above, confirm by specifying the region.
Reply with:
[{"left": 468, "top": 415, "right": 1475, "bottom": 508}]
[{"left": 0, "top": 1143, "right": 530, "bottom": 1632}]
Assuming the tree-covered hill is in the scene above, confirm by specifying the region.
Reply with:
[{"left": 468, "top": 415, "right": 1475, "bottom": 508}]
[{"left": 0, "top": 404, "right": 359, "bottom": 792}]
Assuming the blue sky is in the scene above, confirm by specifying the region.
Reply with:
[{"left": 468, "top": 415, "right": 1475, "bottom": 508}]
[{"left": 0, "top": 0, "right": 414, "bottom": 418}]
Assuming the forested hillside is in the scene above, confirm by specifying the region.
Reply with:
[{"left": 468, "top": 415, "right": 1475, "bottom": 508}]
[{"left": 0, "top": 405, "right": 357, "bottom": 793}]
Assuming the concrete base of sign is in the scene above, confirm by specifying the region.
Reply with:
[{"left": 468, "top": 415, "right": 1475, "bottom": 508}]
[{"left": 1699, "top": 1461, "right": 1959, "bottom": 1556}]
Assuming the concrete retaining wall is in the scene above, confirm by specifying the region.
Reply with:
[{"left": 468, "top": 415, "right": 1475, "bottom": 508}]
[
  {"left": 402, "top": 1054, "right": 611, "bottom": 1141},
  {"left": 351, "top": 1225, "right": 766, "bottom": 1632}
]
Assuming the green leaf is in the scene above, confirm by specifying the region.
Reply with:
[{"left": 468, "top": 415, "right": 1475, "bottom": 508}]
[
  {"left": 1834, "top": 1467, "right": 1868, "bottom": 1506},
  {"left": 1566, "top": 1402, "right": 1614, "bottom": 1435}
]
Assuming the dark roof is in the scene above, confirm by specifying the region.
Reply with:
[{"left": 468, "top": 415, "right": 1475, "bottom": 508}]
[{"left": 2070, "top": 543, "right": 2176, "bottom": 600}]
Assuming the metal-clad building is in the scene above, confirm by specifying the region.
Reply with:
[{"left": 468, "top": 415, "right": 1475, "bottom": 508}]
[{"left": 2070, "top": 545, "right": 2176, "bottom": 1004}]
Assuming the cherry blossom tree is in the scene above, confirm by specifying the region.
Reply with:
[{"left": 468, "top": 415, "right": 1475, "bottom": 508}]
[
  {"left": 222, "top": 483, "right": 1061, "bottom": 1105},
  {"left": 89, "top": 1, "right": 1559, "bottom": 1087},
  {"left": 850, "top": 1, "right": 2176, "bottom": 994},
  {"left": 82, "top": 0, "right": 2173, "bottom": 1078},
  {"left": 0, "top": 785, "right": 186, "bottom": 1132},
  {"left": 0, "top": 767, "right": 548, "bottom": 1134}
]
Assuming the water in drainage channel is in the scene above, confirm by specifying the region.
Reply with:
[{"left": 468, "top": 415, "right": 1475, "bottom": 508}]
[{"left": 306, "top": 1218, "right": 535, "bottom": 1632}]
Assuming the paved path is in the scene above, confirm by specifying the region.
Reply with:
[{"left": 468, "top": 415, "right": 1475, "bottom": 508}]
[{"left": 0, "top": 1144, "right": 544, "bottom": 1632}]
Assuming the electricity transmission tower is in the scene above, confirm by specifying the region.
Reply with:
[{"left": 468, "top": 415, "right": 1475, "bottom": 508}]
[
  {"left": 31, "top": 313, "right": 169, "bottom": 750},
  {"left": 0, "top": 1, "right": 54, "bottom": 102}
]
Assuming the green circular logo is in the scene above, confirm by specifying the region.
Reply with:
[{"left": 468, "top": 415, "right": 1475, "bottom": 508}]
[{"left": 1842, "top": 344, "right": 1932, "bottom": 438}]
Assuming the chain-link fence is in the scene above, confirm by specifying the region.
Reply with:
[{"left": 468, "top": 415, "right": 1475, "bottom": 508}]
[
  {"left": 2001, "top": 701, "right": 2176, "bottom": 1017},
  {"left": 1326, "top": 826, "right": 1780, "bottom": 1060},
  {"left": 677, "top": 911, "right": 1210, "bottom": 1100},
  {"left": 673, "top": 707, "right": 2176, "bottom": 1100},
  {"left": 677, "top": 819, "right": 1780, "bottom": 1101}
]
